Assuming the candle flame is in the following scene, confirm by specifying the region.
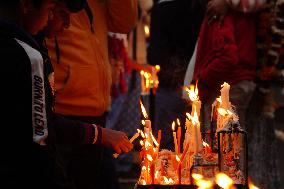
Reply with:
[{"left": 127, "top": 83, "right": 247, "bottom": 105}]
[
  {"left": 140, "top": 100, "right": 148, "bottom": 119},
  {"left": 202, "top": 141, "right": 209, "bottom": 147},
  {"left": 172, "top": 121, "right": 175, "bottom": 131},
  {"left": 146, "top": 154, "right": 153, "bottom": 162},
  {"left": 176, "top": 155, "right": 180, "bottom": 162},
  {"left": 142, "top": 166, "right": 147, "bottom": 171},
  {"left": 215, "top": 173, "right": 233, "bottom": 189},
  {"left": 176, "top": 118, "right": 180, "bottom": 126},
  {"left": 155, "top": 65, "right": 160, "bottom": 71},
  {"left": 140, "top": 140, "right": 144, "bottom": 146},
  {"left": 186, "top": 84, "right": 199, "bottom": 101},
  {"left": 248, "top": 180, "right": 260, "bottom": 189},
  {"left": 192, "top": 173, "right": 204, "bottom": 181},
  {"left": 144, "top": 25, "right": 150, "bottom": 37},
  {"left": 141, "top": 120, "right": 145, "bottom": 125},
  {"left": 196, "top": 179, "right": 213, "bottom": 189}
]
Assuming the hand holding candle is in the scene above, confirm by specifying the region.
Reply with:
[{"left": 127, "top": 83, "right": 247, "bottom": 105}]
[{"left": 113, "top": 129, "right": 140, "bottom": 158}]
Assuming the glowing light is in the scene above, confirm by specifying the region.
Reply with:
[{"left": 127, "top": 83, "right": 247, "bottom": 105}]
[
  {"left": 140, "top": 101, "right": 148, "bottom": 119},
  {"left": 215, "top": 173, "right": 233, "bottom": 189}
]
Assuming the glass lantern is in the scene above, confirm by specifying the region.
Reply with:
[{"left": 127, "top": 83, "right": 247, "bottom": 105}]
[{"left": 217, "top": 122, "right": 248, "bottom": 186}]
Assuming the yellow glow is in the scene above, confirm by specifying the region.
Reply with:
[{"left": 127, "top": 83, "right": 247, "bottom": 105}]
[
  {"left": 155, "top": 65, "right": 160, "bottom": 71},
  {"left": 150, "top": 132, "right": 159, "bottom": 147},
  {"left": 248, "top": 179, "right": 260, "bottom": 189},
  {"left": 144, "top": 25, "right": 150, "bottom": 37},
  {"left": 177, "top": 118, "right": 180, "bottom": 126},
  {"left": 146, "top": 154, "right": 153, "bottom": 162},
  {"left": 192, "top": 173, "right": 204, "bottom": 181},
  {"left": 218, "top": 108, "right": 229, "bottom": 116},
  {"left": 202, "top": 141, "right": 209, "bottom": 147},
  {"left": 176, "top": 155, "right": 180, "bottom": 162},
  {"left": 215, "top": 173, "right": 233, "bottom": 189},
  {"left": 172, "top": 121, "right": 175, "bottom": 131},
  {"left": 140, "top": 101, "right": 148, "bottom": 119},
  {"left": 186, "top": 84, "right": 199, "bottom": 102},
  {"left": 196, "top": 179, "right": 213, "bottom": 189}
]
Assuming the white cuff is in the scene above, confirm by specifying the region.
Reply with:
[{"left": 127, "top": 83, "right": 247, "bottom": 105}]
[{"left": 92, "top": 124, "right": 98, "bottom": 144}]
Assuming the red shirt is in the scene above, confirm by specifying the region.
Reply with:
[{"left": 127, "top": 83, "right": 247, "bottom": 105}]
[{"left": 193, "top": 11, "right": 257, "bottom": 88}]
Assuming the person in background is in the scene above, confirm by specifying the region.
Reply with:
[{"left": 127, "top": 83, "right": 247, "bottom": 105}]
[
  {"left": 45, "top": 0, "right": 138, "bottom": 189},
  {"left": 106, "top": 0, "right": 155, "bottom": 176},
  {"left": 147, "top": 0, "right": 206, "bottom": 150},
  {"left": 194, "top": 0, "right": 281, "bottom": 188}
]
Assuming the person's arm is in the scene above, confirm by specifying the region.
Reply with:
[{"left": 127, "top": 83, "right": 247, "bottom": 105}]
[
  {"left": 106, "top": 0, "right": 138, "bottom": 33},
  {"left": 53, "top": 115, "right": 133, "bottom": 154},
  {"left": 196, "top": 17, "right": 239, "bottom": 102}
]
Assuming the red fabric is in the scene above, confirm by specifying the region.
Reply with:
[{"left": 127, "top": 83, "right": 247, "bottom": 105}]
[{"left": 193, "top": 11, "right": 257, "bottom": 89}]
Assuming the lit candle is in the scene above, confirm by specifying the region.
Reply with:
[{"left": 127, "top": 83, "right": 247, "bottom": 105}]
[
  {"left": 172, "top": 122, "right": 178, "bottom": 154},
  {"left": 177, "top": 118, "right": 181, "bottom": 154},
  {"left": 220, "top": 82, "right": 230, "bottom": 110}
]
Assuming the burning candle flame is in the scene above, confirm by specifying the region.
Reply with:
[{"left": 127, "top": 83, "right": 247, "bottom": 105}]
[
  {"left": 196, "top": 179, "right": 213, "bottom": 189},
  {"left": 140, "top": 140, "right": 144, "bottom": 146},
  {"left": 144, "top": 25, "right": 150, "bottom": 37},
  {"left": 155, "top": 65, "right": 160, "bottom": 71},
  {"left": 176, "top": 118, "right": 180, "bottom": 126},
  {"left": 202, "top": 141, "right": 209, "bottom": 147},
  {"left": 175, "top": 155, "right": 180, "bottom": 162},
  {"left": 186, "top": 84, "right": 199, "bottom": 101},
  {"left": 140, "top": 101, "right": 148, "bottom": 119},
  {"left": 248, "top": 179, "right": 260, "bottom": 189},
  {"left": 215, "top": 173, "right": 233, "bottom": 189},
  {"left": 192, "top": 173, "right": 204, "bottom": 181},
  {"left": 141, "top": 120, "right": 145, "bottom": 125},
  {"left": 172, "top": 121, "right": 175, "bottom": 131}
]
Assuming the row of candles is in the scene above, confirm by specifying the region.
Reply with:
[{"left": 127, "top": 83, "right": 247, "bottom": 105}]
[{"left": 119, "top": 82, "right": 259, "bottom": 188}]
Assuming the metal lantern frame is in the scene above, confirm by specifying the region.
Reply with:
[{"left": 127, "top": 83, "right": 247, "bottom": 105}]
[{"left": 217, "top": 125, "right": 248, "bottom": 187}]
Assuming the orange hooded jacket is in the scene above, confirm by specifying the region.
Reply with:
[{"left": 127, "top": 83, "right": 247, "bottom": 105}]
[{"left": 46, "top": 0, "right": 137, "bottom": 117}]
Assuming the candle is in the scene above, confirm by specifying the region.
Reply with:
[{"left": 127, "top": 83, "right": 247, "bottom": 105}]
[
  {"left": 177, "top": 119, "right": 181, "bottom": 154},
  {"left": 220, "top": 82, "right": 230, "bottom": 110},
  {"left": 172, "top": 122, "right": 178, "bottom": 154}
]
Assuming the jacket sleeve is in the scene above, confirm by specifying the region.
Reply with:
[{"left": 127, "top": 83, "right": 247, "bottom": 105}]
[
  {"left": 198, "top": 16, "right": 239, "bottom": 89},
  {"left": 53, "top": 114, "right": 101, "bottom": 145},
  {"left": 106, "top": 0, "right": 138, "bottom": 33}
]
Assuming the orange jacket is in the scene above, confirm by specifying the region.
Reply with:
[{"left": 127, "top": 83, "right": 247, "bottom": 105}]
[{"left": 46, "top": 0, "right": 137, "bottom": 116}]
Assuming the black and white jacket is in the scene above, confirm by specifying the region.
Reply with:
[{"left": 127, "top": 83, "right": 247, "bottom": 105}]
[{"left": 0, "top": 19, "right": 100, "bottom": 188}]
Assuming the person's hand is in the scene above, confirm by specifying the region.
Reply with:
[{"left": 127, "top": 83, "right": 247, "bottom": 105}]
[
  {"left": 206, "top": 0, "right": 229, "bottom": 24},
  {"left": 101, "top": 127, "right": 133, "bottom": 154}
]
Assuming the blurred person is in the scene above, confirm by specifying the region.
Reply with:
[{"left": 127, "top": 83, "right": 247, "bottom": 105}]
[
  {"left": 204, "top": 1, "right": 282, "bottom": 188},
  {"left": 45, "top": 0, "right": 138, "bottom": 188},
  {"left": 147, "top": 0, "right": 206, "bottom": 150}
]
